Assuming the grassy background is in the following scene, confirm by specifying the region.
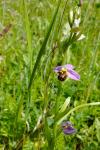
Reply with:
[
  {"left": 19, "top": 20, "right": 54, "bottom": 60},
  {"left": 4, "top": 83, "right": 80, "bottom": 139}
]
[{"left": 0, "top": 0, "right": 100, "bottom": 149}]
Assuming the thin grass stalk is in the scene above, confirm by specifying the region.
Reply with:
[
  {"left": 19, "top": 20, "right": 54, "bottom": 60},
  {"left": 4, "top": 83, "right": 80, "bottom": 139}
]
[
  {"left": 57, "top": 0, "right": 69, "bottom": 37},
  {"left": 89, "top": 33, "right": 100, "bottom": 73},
  {"left": 82, "top": 1, "right": 91, "bottom": 29},
  {"left": 86, "top": 33, "right": 100, "bottom": 102},
  {"left": 23, "top": 0, "right": 32, "bottom": 72},
  {"left": 22, "top": 0, "right": 33, "bottom": 119},
  {"left": 28, "top": 0, "right": 62, "bottom": 90}
]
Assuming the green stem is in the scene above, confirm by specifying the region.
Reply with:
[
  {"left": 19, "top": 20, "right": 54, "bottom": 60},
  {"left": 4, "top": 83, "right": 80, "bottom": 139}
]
[
  {"left": 23, "top": 0, "right": 32, "bottom": 72},
  {"left": 57, "top": 102, "right": 100, "bottom": 125},
  {"left": 23, "top": 0, "right": 32, "bottom": 120}
]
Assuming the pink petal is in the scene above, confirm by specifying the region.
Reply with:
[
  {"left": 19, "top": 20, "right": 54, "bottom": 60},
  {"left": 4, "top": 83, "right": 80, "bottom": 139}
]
[
  {"left": 54, "top": 64, "right": 75, "bottom": 73},
  {"left": 66, "top": 64, "right": 74, "bottom": 70},
  {"left": 67, "top": 69, "right": 80, "bottom": 80},
  {"left": 54, "top": 66, "right": 62, "bottom": 72}
]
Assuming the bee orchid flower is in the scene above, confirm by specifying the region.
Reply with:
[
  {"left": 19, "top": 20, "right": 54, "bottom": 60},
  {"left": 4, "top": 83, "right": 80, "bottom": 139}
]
[
  {"left": 54, "top": 64, "right": 80, "bottom": 81},
  {"left": 62, "top": 121, "right": 77, "bottom": 135}
]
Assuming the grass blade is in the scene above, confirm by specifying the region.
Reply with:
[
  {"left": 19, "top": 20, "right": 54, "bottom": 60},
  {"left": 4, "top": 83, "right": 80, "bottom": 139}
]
[
  {"left": 23, "top": 0, "right": 32, "bottom": 72},
  {"left": 28, "top": 0, "right": 61, "bottom": 90}
]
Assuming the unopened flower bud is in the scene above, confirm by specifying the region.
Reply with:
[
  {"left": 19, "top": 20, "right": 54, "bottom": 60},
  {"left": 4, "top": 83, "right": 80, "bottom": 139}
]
[
  {"left": 75, "top": 7, "right": 81, "bottom": 18},
  {"left": 68, "top": 10, "right": 74, "bottom": 27}
]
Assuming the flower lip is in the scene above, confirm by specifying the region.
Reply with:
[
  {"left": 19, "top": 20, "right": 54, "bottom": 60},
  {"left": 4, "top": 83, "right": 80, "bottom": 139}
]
[{"left": 62, "top": 121, "right": 77, "bottom": 135}]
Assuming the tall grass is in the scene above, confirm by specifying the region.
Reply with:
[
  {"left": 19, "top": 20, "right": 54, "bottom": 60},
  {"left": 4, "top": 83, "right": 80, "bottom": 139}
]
[{"left": 0, "top": 0, "right": 100, "bottom": 149}]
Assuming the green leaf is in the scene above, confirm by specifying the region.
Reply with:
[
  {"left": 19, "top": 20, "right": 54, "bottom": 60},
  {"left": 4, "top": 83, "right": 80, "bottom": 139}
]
[{"left": 59, "top": 97, "right": 71, "bottom": 113}]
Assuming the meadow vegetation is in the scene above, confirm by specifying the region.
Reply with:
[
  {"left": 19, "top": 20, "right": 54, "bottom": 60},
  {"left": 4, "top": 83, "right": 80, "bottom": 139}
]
[{"left": 0, "top": 0, "right": 100, "bottom": 149}]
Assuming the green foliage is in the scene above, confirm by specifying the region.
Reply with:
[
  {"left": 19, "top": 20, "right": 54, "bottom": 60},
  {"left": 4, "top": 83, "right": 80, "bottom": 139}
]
[{"left": 0, "top": 0, "right": 100, "bottom": 149}]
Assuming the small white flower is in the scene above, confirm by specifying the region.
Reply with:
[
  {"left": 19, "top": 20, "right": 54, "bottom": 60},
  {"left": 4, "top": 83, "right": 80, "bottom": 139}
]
[
  {"left": 77, "top": 34, "right": 85, "bottom": 41},
  {"left": 73, "top": 18, "right": 81, "bottom": 27}
]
